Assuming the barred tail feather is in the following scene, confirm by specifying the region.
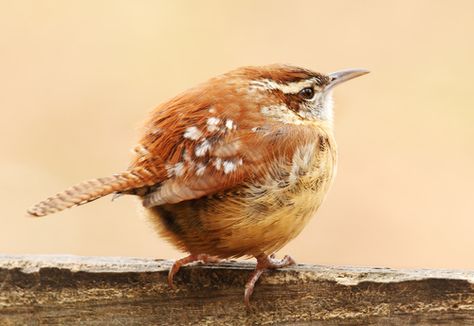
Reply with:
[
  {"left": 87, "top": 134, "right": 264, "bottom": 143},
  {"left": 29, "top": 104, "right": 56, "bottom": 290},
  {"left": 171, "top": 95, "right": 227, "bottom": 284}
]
[{"left": 27, "top": 169, "right": 154, "bottom": 217}]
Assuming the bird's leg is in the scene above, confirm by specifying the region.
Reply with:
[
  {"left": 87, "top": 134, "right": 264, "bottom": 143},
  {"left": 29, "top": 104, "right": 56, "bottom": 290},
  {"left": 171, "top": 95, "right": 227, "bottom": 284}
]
[
  {"left": 244, "top": 254, "right": 296, "bottom": 307},
  {"left": 168, "top": 253, "right": 221, "bottom": 288}
]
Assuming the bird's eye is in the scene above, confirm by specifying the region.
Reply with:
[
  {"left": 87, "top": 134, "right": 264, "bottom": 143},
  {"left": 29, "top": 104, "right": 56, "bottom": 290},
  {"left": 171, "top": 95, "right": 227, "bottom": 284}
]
[{"left": 299, "top": 87, "right": 315, "bottom": 100}]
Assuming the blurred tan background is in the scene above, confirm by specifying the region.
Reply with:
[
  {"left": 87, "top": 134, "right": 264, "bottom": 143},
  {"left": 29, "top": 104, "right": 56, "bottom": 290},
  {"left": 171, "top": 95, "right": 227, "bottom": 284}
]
[{"left": 1, "top": 1, "right": 473, "bottom": 269}]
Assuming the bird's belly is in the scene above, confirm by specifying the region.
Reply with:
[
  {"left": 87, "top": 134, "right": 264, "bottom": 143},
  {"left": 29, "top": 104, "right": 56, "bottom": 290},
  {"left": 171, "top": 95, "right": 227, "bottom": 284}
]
[{"left": 145, "top": 140, "right": 336, "bottom": 258}]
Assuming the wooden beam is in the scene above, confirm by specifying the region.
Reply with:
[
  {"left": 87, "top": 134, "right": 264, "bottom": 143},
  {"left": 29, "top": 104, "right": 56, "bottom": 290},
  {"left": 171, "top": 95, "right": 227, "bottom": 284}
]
[{"left": 1, "top": 255, "right": 473, "bottom": 324}]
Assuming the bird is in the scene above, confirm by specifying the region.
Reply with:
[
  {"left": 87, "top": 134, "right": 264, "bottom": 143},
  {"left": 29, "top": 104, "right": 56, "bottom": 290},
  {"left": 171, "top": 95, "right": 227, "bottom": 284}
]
[{"left": 27, "top": 64, "right": 368, "bottom": 306}]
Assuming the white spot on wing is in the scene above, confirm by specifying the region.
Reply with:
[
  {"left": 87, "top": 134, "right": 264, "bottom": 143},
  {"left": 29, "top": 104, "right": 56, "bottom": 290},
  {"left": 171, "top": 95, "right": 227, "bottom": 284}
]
[
  {"left": 213, "top": 158, "right": 222, "bottom": 170},
  {"left": 207, "top": 117, "right": 221, "bottom": 132},
  {"left": 165, "top": 162, "right": 185, "bottom": 178},
  {"left": 223, "top": 160, "right": 237, "bottom": 174},
  {"left": 195, "top": 139, "right": 211, "bottom": 157},
  {"left": 225, "top": 119, "right": 234, "bottom": 130},
  {"left": 183, "top": 126, "right": 202, "bottom": 140},
  {"left": 208, "top": 117, "right": 220, "bottom": 124},
  {"left": 195, "top": 163, "right": 206, "bottom": 176}
]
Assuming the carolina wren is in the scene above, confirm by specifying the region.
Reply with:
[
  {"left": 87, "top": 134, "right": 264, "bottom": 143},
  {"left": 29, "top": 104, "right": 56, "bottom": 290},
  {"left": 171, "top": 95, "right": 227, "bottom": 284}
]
[{"left": 28, "top": 65, "right": 368, "bottom": 306}]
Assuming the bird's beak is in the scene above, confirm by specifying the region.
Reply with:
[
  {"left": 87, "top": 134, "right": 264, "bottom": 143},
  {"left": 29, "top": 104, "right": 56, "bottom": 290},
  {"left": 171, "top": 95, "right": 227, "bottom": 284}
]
[{"left": 326, "top": 69, "right": 369, "bottom": 91}]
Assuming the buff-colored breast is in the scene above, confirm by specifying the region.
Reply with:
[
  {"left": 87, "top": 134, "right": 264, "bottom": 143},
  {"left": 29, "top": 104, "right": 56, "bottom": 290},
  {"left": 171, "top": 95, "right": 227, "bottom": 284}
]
[{"left": 144, "top": 125, "right": 336, "bottom": 259}]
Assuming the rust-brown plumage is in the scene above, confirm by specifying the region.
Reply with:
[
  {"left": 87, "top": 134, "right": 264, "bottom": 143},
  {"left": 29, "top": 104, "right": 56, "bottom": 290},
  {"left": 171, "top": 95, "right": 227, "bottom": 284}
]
[{"left": 27, "top": 64, "right": 368, "bottom": 306}]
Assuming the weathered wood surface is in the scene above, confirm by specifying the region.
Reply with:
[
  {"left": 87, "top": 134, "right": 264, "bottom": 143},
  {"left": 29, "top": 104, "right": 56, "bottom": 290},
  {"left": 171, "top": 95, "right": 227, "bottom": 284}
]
[{"left": 1, "top": 255, "right": 473, "bottom": 325}]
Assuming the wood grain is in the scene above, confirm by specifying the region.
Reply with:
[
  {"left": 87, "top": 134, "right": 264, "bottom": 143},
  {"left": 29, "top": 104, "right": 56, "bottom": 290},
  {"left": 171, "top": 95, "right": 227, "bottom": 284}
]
[{"left": 1, "top": 255, "right": 473, "bottom": 325}]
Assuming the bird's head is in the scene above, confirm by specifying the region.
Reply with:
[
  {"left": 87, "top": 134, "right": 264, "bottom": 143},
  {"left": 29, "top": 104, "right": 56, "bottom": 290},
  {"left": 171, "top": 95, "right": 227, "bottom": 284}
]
[{"left": 220, "top": 64, "right": 369, "bottom": 125}]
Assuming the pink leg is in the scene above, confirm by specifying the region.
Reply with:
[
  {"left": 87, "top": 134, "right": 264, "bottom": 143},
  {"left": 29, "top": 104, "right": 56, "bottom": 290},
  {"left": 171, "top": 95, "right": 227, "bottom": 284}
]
[
  {"left": 168, "top": 253, "right": 221, "bottom": 288},
  {"left": 244, "top": 254, "right": 296, "bottom": 307}
]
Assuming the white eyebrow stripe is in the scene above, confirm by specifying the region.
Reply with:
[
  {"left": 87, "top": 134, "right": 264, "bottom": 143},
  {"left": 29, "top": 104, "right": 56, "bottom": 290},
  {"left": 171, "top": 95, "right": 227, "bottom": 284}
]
[{"left": 249, "top": 78, "right": 317, "bottom": 94}]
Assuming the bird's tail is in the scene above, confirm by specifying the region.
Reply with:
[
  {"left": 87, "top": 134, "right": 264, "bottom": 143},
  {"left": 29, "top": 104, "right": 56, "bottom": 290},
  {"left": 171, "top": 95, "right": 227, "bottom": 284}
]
[{"left": 27, "top": 168, "right": 154, "bottom": 217}]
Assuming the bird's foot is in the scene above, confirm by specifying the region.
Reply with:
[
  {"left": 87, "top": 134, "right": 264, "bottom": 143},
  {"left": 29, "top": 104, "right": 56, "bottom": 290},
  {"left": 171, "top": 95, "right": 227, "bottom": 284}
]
[
  {"left": 168, "top": 253, "right": 221, "bottom": 288},
  {"left": 244, "top": 254, "right": 296, "bottom": 307}
]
